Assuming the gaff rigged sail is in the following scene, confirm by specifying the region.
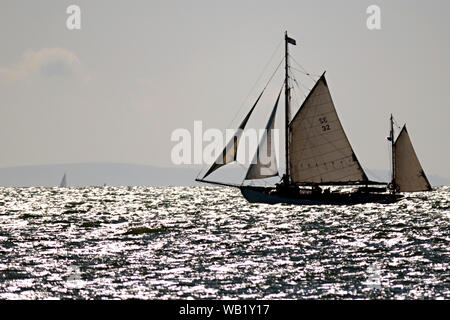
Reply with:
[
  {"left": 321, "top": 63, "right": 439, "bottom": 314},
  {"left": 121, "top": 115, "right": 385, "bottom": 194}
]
[{"left": 289, "top": 74, "right": 368, "bottom": 185}]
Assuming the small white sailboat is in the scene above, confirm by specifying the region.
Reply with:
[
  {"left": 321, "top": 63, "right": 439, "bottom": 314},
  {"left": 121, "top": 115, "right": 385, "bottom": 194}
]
[{"left": 59, "top": 173, "right": 68, "bottom": 188}]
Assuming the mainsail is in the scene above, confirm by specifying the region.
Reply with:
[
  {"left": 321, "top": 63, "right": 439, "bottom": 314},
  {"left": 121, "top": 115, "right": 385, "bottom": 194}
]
[
  {"left": 288, "top": 74, "right": 368, "bottom": 184},
  {"left": 59, "top": 173, "right": 67, "bottom": 187},
  {"left": 245, "top": 87, "right": 282, "bottom": 180},
  {"left": 394, "top": 125, "right": 431, "bottom": 192},
  {"left": 202, "top": 90, "right": 265, "bottom": 179}
]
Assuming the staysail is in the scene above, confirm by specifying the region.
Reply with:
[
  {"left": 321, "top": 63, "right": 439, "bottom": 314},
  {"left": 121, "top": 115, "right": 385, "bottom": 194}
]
[
  {"left": 202, "top": 90, "right": 265, "bottom": 179},
  {"left": 60, "top": 173, "right": 67, "bottom": 187},
  {"left": 245, "top": 87, "right": 282, "bottom": 180},
  {"left": 288, "top": 73, "right": 368, "bottom": 184},
  {"left": 394, "top": 125, "right": 431, "bottom": 192}
]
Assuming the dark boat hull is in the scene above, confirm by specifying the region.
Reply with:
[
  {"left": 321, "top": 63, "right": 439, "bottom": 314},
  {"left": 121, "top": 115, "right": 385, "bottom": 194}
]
[{"left": 240, "top": 186, "right": 402, "bottom": 205}]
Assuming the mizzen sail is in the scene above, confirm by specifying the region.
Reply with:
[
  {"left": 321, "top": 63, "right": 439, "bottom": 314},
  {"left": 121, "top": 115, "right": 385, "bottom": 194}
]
[
  {"left": 394, "top": 125, "right": 431, "bottom": 192},
  {"left": 288, "top": 74, "right": 368, "bottom": 184},
  {"left": 245, "top": 87, "right": 282, "bottom": 180}
]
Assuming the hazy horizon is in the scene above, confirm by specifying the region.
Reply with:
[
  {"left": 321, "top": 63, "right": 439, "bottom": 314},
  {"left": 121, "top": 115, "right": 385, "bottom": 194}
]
[
  {"left": 0, "top": 161, "right": 449, "bottom": 187},
  {"left": 1, "top": 1, "right": 449, "bottom": 180}
]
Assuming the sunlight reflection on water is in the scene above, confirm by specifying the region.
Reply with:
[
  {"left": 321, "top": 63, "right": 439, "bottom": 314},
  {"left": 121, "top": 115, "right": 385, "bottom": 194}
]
[{"left": 0, "top": 186, "right": 449, "bottom": 299}]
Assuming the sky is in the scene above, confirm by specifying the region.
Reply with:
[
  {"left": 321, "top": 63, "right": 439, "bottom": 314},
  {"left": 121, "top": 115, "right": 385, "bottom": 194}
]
[{"left": 0, "top": 0, "right": 449, "bottom": 180}]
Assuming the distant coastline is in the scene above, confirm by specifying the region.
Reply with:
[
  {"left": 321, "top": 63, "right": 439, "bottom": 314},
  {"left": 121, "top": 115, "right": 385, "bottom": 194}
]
[{"left": 0, "top": 163, "right": 448, "bottom": 187}]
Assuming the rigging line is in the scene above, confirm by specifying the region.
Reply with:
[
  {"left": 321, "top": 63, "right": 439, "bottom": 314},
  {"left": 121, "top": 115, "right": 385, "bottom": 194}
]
[
  {"left": 294, "top": 87, "right": 307, "bottom": 104},
  {"left": 291, "top": 94, "right": 304, "bottom": 120},
  {"left": 289, "top": 67, "right": 316, "bottom": 91},
  {"left": 225, "top": 57, "right": 285, "bottom": 141},
  {"left": 289, "top": 71, "right": 309, "bottom": 117},
  {"left": 226, "top": 39, "right": 284, "bottom": 129},
  {"left": 264, "top": 58, "right": 285, "bottom": 90},
  {"left": 291, "top": 74, "right": 308, "bottom": 98},
  {"left": 287, "top": 65, "right": 315, "bottom": 111},
  {"left": 288, "top": 53, "right": 313, "bottom": 74},
  {"left": 290, "top": 91, "right": 301, "bottom": 112},
  {"left": 292, "top": 73, "right": 315, "bottom": 91},
  {"left": 288, "top": 53, "right": 320, "bottom": 81},
  {"left": 290, "top": 82, "right": 305, "bottom": 115},
  {"left": 392, "top": 117, "right": 402, "bottom": 131},
  {"left": 289, "top": 65, "right": 313, "bottom": 76}
]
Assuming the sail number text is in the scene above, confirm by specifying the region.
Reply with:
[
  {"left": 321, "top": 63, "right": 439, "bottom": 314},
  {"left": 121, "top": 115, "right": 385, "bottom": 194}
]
[{"left": 319, "top": 117, "right": 330, "bottom": 132}]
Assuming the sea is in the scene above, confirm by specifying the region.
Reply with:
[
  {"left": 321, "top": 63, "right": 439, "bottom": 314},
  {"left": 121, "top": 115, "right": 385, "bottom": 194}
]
[{"left": 0, "top": 186, "right": 449, "bottom": 299}]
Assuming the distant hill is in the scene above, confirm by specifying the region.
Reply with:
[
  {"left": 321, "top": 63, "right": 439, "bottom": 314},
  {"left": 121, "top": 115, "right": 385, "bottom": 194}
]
[
  {"left": 0, "top": 163, "right": 448, "bottom": 187},
  {"left": 363, "top": 169, "right": 450, "bottom": 188},
  {"left": 0, "top": 163, "right": 199, "bottom": 187}
]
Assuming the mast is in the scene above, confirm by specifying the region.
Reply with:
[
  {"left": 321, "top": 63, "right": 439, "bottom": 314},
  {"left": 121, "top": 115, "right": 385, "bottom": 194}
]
[
  {"left": 284, "top": 31, "right": 290, "bottom": 185},
  {"left": 390, "top": 114, "right": 396, "bottom": 195}
]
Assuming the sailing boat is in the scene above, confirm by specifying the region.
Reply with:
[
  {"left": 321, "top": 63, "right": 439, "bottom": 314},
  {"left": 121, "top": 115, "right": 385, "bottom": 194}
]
[
  {"left": 388, "top": 115, "right": 431, "bottom": 193},
  {"left": 59, "top": 173, "right": 68, "bottom": 188},
  {"left": 196, "top": 32, "right": 431, "bottom": 205}
]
